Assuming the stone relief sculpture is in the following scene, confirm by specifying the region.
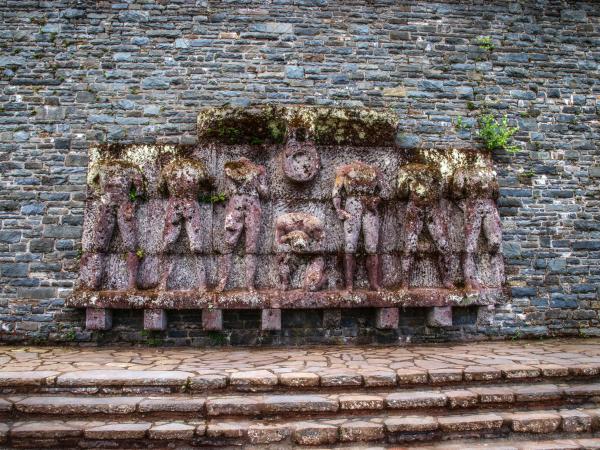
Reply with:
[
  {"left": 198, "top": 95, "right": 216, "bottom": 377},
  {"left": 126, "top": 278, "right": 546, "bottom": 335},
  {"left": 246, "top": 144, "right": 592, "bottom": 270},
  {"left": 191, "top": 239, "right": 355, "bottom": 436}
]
[
  {"left": 80, "top": 159, "right": 145, "bottom": 290},
  {"left": 216, "top": 157, "right": 268, "bottom": 292},
  {"left": 451, "top": 162, "right": 503, "bottom": 290},
  {"left": 159, "top": 158, "right": 210, "bottom": 290},
  {"left": 282, "top": 127, "right": 320, "bottom": 182},
  {"left": 275, "top": 212, "right": 326, "bottom": 291},
  {"left": 397, "top": 163, "right": 453, "bottom": 289},
  {"left": 332, "top": 160, "right": 383, "bottom": 292},
  {"left": 71, "top": 107, "right": 505, "bottom": 331}
]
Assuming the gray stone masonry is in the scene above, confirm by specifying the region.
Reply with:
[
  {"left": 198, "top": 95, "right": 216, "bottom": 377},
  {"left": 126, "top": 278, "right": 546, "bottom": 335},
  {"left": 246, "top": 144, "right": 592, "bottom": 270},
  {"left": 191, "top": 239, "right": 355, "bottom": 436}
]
[{"left": 0, "top": 0, "right": 599, "bottom": 345}]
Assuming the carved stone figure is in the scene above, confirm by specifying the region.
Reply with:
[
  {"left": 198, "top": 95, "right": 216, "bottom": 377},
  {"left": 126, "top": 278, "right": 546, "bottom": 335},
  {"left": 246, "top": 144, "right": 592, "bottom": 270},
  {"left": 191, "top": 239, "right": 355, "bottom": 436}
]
[
  {"left": 80, "top": 159, "right": 145, "bottom": 290},
  {"left": 332, "top": 161, "right": 383, "bottom": 291},
  {"left": 397, "top": 163, "right": 453, "bottom": 289},
  {"left": 159, "top": 158, "right": 210, "bottom": 290},
  {"left": 451, "top": 162, "right": 502, "bottom": 290},
  {"left": 275, "top": 212, "right": 325, "bottom": 291},
  {"left": 282, "top": 127, "right": 320, "bottom": 182},
  {"left": 216, "top": 157, "right": 267, "bottom": 292}
]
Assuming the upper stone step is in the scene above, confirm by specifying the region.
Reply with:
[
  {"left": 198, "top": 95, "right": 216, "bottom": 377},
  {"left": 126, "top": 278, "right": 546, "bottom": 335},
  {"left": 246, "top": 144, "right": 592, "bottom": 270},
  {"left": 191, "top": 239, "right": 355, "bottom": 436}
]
[{"left": 2, "top": 363, "right": 599, "bottom": 394}]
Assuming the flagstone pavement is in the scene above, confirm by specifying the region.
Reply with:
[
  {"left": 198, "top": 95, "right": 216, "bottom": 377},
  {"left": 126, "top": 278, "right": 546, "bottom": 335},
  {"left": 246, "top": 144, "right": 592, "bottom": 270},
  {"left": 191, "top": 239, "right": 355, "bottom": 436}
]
[{"left": 1, "top": 338, "right": 599, "bottom": 376}]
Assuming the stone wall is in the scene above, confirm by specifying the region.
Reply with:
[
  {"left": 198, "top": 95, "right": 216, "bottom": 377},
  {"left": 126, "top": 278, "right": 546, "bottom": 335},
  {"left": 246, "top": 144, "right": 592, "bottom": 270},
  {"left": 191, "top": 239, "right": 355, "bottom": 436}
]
[{"left": 1, "top": 0, "right": 599, "bottom": 345}]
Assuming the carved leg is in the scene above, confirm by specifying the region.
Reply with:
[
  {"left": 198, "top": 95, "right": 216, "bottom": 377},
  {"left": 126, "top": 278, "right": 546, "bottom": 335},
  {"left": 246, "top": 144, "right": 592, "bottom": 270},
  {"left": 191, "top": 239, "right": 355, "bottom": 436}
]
[
  {"left": 159, "top": 256, "right": 173, "bottom": 291},
  {"left": 245, "top": 254, "right": 258, "bottom": 292},
  {"left": 463, "top": 252, "right": 481, "bottom": 291},
  {"left": 366, "top": 254, "right": 382, "bottom": 291},
  {"left": 126, "top": 252, "right": 139, "bottom": 290},
  {"left": 400, "top": 202, "right": 423, "bottom": 289},
  {"left": 428, "top": 206, "right": 454, "bottom": 289},
  {"left": 305, "top": 256, "right": 326, "bottom": 291},
  {"left": 215, "top": 253, "right": 232, "bottom": 292},
  {"left": 186, "top": 201, "right": 207, "bottom": 291},
  {"left": 438, "top": 252, "right": 455, "bottom": 289},
  {"left": 400, "top": 253, "right": 414, "bottom": 289},
  {"left": 463, "top": 200, "right": 483, "bottom": 291},
  {"left": 277, "top": 253, "right": 291, "bottom": 291},
  {"left": 79, "top": 252, "right": 104, "bottom": 290},
  {"left": 343, "top": 253, "right": 356, "bottom": 292}
]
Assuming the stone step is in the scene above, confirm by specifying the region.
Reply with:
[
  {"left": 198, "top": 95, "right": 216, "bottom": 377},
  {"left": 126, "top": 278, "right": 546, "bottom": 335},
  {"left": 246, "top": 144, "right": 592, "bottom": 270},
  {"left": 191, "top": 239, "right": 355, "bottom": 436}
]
[
  {"left": 412, "top": 437, "right": 600, "bottom": 449},
  {"left": 3, "top": 381, "right": 600, "bottom": 419},
  {"left": 1, "top": 363, "right": 599, "bottom": 395},
  {"left": 2, "top": 408, "right": 600, "bottom": 448}
]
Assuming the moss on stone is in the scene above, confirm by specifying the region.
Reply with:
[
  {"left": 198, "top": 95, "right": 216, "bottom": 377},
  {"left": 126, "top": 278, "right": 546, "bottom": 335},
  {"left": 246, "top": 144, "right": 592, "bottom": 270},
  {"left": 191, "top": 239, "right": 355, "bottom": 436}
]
[{"left": 197, "top": 105, "right": 399, "bottom": 146}]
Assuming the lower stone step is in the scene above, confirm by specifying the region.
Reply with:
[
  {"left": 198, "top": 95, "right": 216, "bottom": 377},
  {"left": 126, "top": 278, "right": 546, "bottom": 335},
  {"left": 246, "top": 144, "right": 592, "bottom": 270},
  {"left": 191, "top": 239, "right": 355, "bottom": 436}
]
[
  {"left": 2, "top": 407, "right": 600, "bottom": 448},
  {"left": 4, "top": 382, "right": 600, "bottom": 419},
  {"left": 412, "top": 437, "right": 600, "bottom": 449}
]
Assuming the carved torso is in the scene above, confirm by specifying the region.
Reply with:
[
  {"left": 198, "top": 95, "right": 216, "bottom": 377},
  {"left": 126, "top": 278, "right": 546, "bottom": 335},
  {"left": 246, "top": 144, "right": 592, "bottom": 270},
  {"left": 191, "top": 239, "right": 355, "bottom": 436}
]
[
  {"left": 397, "top": 163, "right": 443, "bottom": 205},
  {"left": 92, "top": 162, "right": 140, "bottom": 205},
  {"left": 162, "top": 161, "right": 208, "bottom": 199},
  {"left": 224, "top": 158, "right": 266, "bottom": 197},
  {"left": 452, "top": 166, "right": 499, "bottom": 201},
  {"left": 335, "top": 161, "right": 380, "bottom": 197}
]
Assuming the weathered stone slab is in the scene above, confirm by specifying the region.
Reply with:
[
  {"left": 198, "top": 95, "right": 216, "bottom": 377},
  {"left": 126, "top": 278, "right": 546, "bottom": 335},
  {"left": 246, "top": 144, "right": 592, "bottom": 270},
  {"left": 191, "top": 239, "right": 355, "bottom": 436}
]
[
  {"left": 386, "top": 391, "right": 447, "bottom": 409},
  {"left": 339, "top": 394, "right": 384, "bottom": 410},
  {"left": 339, "top": 420, "right": 384, "bottom": 442},
  {"left": 68, "top": 287, "right": 501, "bottom": 309},
  {"left": 202, "top": 308, "right": 223, "bottom": 331},
  {"left": 438, "top": 413, "right": 503, "bottom": 432},
  {"left": 85, "top": 307, "right": 112, "bottom": 330},
  {"left": 384, "top": 415, "right": 438, "bottom": 432},
  {"left": 56, "top": 370, "right": 192, "bottom": 387},
  {"left": 427, "top": 306, "right": 452, "bottom": 327},
  {"left": 229, "top": 370, "right": 277, "bottom": 391},
  {"left": 511, "top": 412, "right": 561, "bottom": 433},
  {"left": 15, "top": 396, "right": 141, "bottom": 414},
  {"left": 143, "top": 309, "right": 167, "bottom": 331},
  {"left": 261, "top": 308, "right": 281, "bottom": 331},
  {"left": 148, "top": 422, "right": 196, "bottom": 440},
  {"left": 138, "top": 397, "right": 205, "bottom": 412},
  {"left": 278, "top": 372, "right": 320, "bottom": 387},
  {"left": 84, "top": 422, "right": 151, "bottom": 439},
  {"left": 375, "top": 307, "right": 399, "bottom": 329},
  {"left": 0, "top": 371, "right": 57, "bottom": 387},
  {"left": 293, "top": 422, "right": 338, "bottom": 445}
]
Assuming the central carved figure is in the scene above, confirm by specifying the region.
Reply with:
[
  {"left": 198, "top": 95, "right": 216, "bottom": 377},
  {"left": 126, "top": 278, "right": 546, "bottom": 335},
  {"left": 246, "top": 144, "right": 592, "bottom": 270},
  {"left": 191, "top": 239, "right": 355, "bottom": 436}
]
[
  {"left": 216, "top": 157, "right": 268, "bottom": 292},
  {"left": 159, "top": 158, "right": 209, "bottom": 290},
  {"left": 275, "top": 212, "right": 326, "bottom": 291},
  {"left": 397, "top": 163, "right": 453, "bottom": 289},
  {"left": 332, "top": 160, "right": 383, "bottom": 292}
]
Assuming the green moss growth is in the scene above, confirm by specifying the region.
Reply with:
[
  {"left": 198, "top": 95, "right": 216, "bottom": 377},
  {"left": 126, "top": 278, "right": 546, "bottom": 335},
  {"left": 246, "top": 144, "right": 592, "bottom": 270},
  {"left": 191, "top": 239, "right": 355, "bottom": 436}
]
[
  {"left": 198, "top": 105, "right": 287, "bottom": 145},
  {"left": 197, "top": 106, "right": 399, "bottom": 147}
]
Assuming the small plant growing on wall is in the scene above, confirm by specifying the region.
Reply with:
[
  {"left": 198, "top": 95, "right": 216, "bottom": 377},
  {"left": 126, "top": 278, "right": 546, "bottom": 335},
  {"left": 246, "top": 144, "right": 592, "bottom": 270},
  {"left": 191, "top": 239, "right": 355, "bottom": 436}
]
[
  {"left": 476, "top": 36, "right": 494, "bottom": 52},
  {"left": 477, "top": 113, "right": 520, "bottom": 154}
]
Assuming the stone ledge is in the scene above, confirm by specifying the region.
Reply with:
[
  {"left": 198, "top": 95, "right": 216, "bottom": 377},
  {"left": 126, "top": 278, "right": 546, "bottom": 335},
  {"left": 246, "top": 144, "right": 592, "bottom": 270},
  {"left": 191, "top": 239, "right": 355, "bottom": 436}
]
[
  {"left": 66, "top": 287, "right": 502, "bottom": 309},
  {"left": 197, "top": 105, "right": 399, "bottom": 146}
]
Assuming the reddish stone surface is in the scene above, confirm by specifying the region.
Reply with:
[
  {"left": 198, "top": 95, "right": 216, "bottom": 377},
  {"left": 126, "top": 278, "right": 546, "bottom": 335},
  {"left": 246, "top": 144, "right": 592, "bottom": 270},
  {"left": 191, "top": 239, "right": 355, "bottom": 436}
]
[
  {"left": 85, "top": 308, "right": 112, "bottom": 331},
  {"left": 375, "top": 307, "right": 399, "bottom": 329},
  {"left": 143, "top": 309, "right": 167, "bottom": 331}
]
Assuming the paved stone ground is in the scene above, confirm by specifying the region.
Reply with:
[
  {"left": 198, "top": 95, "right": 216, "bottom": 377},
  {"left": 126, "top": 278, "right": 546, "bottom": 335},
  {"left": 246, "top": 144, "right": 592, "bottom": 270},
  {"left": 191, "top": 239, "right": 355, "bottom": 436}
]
[{"left": 1, "top": 338, "right": 599, "bottom": 375}]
